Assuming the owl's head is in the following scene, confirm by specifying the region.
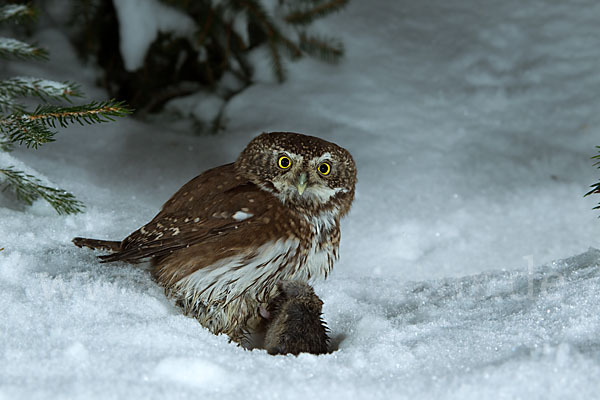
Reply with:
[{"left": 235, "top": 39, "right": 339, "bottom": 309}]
[{"left": 235, "top": 132, "right": 356, "bottom": 216}]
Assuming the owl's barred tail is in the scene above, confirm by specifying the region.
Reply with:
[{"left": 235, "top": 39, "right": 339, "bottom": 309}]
[{"left": 72, "top": 237, "right": 122, "bottom": 252}]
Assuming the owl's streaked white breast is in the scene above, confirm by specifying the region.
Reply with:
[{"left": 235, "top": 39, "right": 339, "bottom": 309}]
[
  {"left": 174, "top": 209, "right": 340, "bottom": 310},
  {"left": 175, "top": 238, "right": 300, "bottom": 305}
]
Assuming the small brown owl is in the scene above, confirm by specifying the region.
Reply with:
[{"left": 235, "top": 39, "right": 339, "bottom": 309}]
[
  {"left": 73, "top": 131, "right": 356, "bottom": 344},
  {"left": 262, "top": 281, "right": 329, "bottom": 356}
]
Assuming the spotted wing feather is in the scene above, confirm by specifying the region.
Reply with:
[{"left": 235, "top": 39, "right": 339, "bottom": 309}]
[{"left": 100, "top": 163, "right": 274, "bottom": 263}]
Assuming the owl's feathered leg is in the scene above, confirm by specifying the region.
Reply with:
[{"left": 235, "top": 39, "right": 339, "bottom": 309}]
[{"left": 72, "top": 237, "right": 122, "bottom": 252}]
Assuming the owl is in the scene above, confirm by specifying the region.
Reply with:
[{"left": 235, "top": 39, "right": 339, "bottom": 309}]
[{"left": 73, "top": 131, "right": 356, "bottom": 345}]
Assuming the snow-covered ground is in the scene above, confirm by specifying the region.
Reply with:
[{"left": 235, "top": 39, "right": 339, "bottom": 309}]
[{"left": 2, "top": 0, "right": 600, "bottom": 398}]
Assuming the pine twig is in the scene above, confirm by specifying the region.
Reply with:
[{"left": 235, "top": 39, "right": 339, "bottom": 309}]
[
  {"left": 0, "top": 114, "right": 55, "bottom": 149},
  {"left": 0, "top": 3, "right": 130, "bottom": 216},
  {"left": 0, "top": 100, "right": 132, "bottom": 148},
  {"left": 299, "top": 33, "right": 344, "bottom": 64},
  {"left": 0, "top": 94, "right": 24, "bottom": 114},
  {"left": 0, "top": 4, "right": 35, "bottom": 23},
  {"left": 585, "top": 183, "right": 600, "bottom": 210},
  {"left": 275, "top": 31, "right": 302, "bottom": 60},
  {"left": 267, "top": 38, "right": 286, "bottom": 82},
  {"left": 0, "top": 166, "right": 84, "bottom": 215},
  {"left": 285, "top": 0, "right": 349, "bottom": 25},
  {"left": 0, "top": 38, "right": 48, "bottom": 60},
  {"left": 585, "top": 146, "right": 600, "bottom": 210},
  {"left": 0, "top": 78, "right": 82, "bottom": 103},
  {"left": 239, "top": 0, "right": 294, "bottom": 80},
  {"left": 27, "top": 100, "right": 132, "bottom": 128}
]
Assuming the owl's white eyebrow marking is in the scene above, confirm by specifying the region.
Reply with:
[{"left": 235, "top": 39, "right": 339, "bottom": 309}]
[
  {"left": 273, "top": 149, "right": 291, "bottom": 157},
  {"left": 273, "top": 149, "right": 302, "bottom": 163},
  {"left": 232, "top": 211, "right": 253, "bottom": 221},
  {"left": 316, "top": 152, "right": 332, "bottom": 163}
]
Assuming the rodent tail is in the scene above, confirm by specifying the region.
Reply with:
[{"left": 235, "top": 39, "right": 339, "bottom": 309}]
[{"left": 72, "top": 237, "right": 121, "bottom": 252}]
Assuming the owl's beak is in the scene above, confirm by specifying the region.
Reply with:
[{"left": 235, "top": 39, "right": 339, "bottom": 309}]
[{"left": 297, "top": 172, "right": 308, "bottom": 195}]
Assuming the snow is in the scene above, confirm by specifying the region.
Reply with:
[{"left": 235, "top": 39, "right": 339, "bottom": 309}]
[
  {"left": 112, "top": 0, "right": 196, "bottom": 71},
  {"left": 164, "top": 91, "right": 225, "bottom": 127},
  {"left": 2, "top": 0, "right": 600, "bottom": 399}
]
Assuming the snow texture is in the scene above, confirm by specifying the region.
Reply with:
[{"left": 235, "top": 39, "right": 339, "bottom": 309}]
[
  {"left": 164, "top": 91, "right": 225, "bottom": 125},
  {"left": 112, "top": 0, "right": 196, "bottom": 71},
  {"left": 2, "top": 0, "right": 600, "bottom": 399}
]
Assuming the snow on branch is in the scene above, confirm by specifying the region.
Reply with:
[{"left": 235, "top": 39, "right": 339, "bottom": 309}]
[
  {"left": 239, "top": 0, "right": 302, "bottom": 81},
  {"left": 0, "top": 4, "right": 34, "bottom": 23},
  {"left": 0, "top": 3, "right": 132, "bottom": 215},
  {"left": 232, "top": 0, "right": 345, "bottom": 81},
  {"left": 0, "top": 166, "right": 84, "bottom": 215},
  {"left": 0, "top": 37, "right": 48, "bottom": 60},
  {"left": 1, "top": 77, "right": 82, "bottom": 99},
  {"left": 0, "top": 78, "right": 82, "bottom": 113}
]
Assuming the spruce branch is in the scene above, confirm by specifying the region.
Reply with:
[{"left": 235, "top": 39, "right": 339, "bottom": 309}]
[
  {"left": 0, "top": 77, "right": 82, "bottom": 103},
  {"left": 0, "top": 4, "right": 131, "bottom": 216},
  {"left": 67, "top": 0, "right": 348, "bottom": 114},
  {"left": 0, "top": 166, "right": 84, "bottom": 215},
  {"left": 284, "top": 0, "right": 349, "bottom": 25},
  {"left": 0, "top": 4, "right": 35, "bottom": 23},
  {"left": 239, "top": 0, "right": 277, "bottom": 38},
  {"left": 0, "top": 37, "right": 48, "bottom": 60},
  {"left": 0, "top": 100, "right": 131, "bottom": 149},
  {"left": 274, "top": 30, "right": 302, "bottom": 60},
  {"left": 238, "top": 0, "right": 286, "bottom": 80},
  {"left": 0, "top": 94, "right": 24, "bottom": 114},
  {"left": 299, "top": 33, "right": 343, "bottom": 63},
  {"left": 27, "top": 100, "right": 132, "bottom": 128},
  {"left": 585, "top": 146, "right": 600, "bottom": 210},
  {"left": 586, "top": 183, "right": 600, "bottom": 210},
  {"left": 0, "top": 113, "right": 55, "bottom": 149}
]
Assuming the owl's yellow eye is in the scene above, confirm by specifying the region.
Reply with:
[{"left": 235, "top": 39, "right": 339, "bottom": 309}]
[
  {"left": 318, "top": 162, "right": 331, "bottom": 176},
  {"left": 278, "top": 155, "right": 292, "bottom": 169}
]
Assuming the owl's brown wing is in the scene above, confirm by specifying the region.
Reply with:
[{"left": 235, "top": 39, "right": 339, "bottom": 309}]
[{"left": 99, "top": 163, "right": 277, "bottom": 263}]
